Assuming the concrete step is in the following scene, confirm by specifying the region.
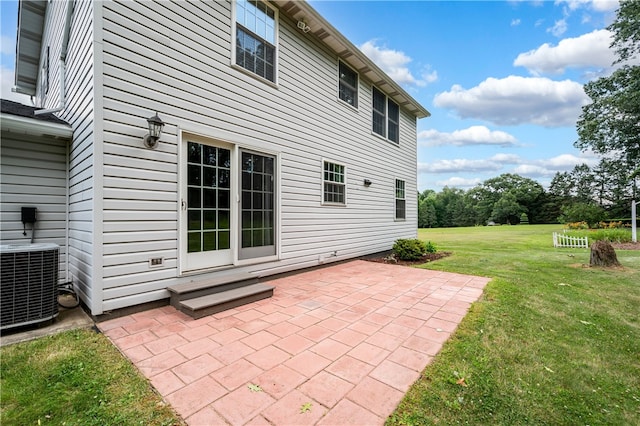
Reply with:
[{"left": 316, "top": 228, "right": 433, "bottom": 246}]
[
  {"left": 176, "top": 283, "right": 275, "bottom": 319},
  {"left": 168, "top": 272, "right": 259, "bottom": 306}
]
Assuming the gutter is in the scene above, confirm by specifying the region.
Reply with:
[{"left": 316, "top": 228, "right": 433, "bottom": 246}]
[{"left": 0, "top": 113, "right": 73, "bottom": 139}]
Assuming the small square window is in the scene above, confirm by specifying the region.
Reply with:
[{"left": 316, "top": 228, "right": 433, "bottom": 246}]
[
  {"left": 323, "top": 161, "right": 346, "bottom": 205},
  {"left": 395, "top": 179, "right": 406, "bottom": 220},
  {"left": 338, "top": 61, "right": 358, "bottom": 107}
]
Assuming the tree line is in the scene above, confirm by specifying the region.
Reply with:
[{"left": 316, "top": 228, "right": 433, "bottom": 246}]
[
  {"left": 418, "top": 162, "right": 638, "bottom": 228},
  {"left": 420, "top": 1, "right": 639, "bottom": 229}
]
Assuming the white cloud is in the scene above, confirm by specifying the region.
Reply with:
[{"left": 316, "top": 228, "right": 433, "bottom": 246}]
[
  {"left": 359, "top": 40, "right": 435, "bottom": 87},
  {"left": 0, "top": 65, "right": 31, "bottom": 103},
  {"left": 418, "top": 159, "right": 503, "bottom": 174},
  {"left": 419, "top": 126, "right": 518, "bottom": 147},
  {"left": 433, "top": 75, "right": 589, "bottom": 127},
  {"left": 514, "top": 29, "right": 615, "bottom": 75},
  {"left": 548, "top": 19, "right": 568, "bottom": 37},
  {"left": 419, "top": 152, "right": 599, "bottom": 179},
  {"left": 1, "top": 35, "right": 15, "bottom": 56},
  {"left": 421, "top": 66, "right": 438, "bottom": 84},
  {"left": 490, "top": 153, "right": 522, "bottom": 164},
  {"left": 436, "top": 177, "right": 482, "bottom": 188},
  {"left": 513, "top": 153, "right": 599, "bottom": 177},
  {"left": 556, "top": 0, "right": 619, "bottom": 11},
  {"left": 511, "top": 18, "right": 521, "bottom": 27}
]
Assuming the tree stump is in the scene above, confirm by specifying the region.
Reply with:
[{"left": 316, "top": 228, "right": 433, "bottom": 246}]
[{"left": 590, "top": 240, "right": 621, "bottom": 267}]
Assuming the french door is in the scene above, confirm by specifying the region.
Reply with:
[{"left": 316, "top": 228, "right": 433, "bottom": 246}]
[
  {"left": 183, "top": 141, "right": 233, "bottom": 271},
  {"left": 181, "top": 139, "right": 276, "bottom": 272},
  {"left": 239, "top": 151, "right": 276, "bottom": 260}
]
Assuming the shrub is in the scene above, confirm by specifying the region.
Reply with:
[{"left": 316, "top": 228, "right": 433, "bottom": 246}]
[
  {"left": 558, "top": 202, "right": 607, "bottom": 228},
  {"left": 393, "top": 239, "right": 428, "bottom": 261},
  {"left": 564, "top": 228, "right": 632, "bottom": 244},
  {"left": 425, "top": 241, "right": 437, "bottom": 253},
  {"left": 566, "top": 221, "right": 589, "bottom": 230}
]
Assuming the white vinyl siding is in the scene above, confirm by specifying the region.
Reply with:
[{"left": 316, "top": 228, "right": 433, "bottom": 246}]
[
  {"left": 31, "top": 0, "right": 420, "bottom": 313},
  {"left": 0, "top": 133, "right": 69, "bottom": 282},
  {"left": 27, "top": 0, "right": 96, "bottom": 309}
]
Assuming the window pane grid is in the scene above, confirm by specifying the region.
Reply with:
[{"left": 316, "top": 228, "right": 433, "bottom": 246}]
[
  {"left": 339, "top": 62, "right": 358, "bottom": 107},
  {"left": 187, "top": 142, "right": 231, "bottom": 253},
  {"left": 395, "top": 179, "right": 406, "bottom": 219},
  {"left": 323, "top": 161, "right": 346, "bottom": 204},
  {"left": 235, "top": 0, "right": 276, "bottom": 82},
  {"left": 372, "top": 87, "right": 400, "bottom": 142},
  {"left": 241, "top": 153, "right": 275, "bottom": 249}
]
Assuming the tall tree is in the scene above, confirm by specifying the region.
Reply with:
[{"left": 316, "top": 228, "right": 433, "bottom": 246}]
[
  {"left": 575, "top": 1, "right": 640, "bottom": 177},
  {"left": 470, "top": 174, "right": 545, "bottom": 224}
]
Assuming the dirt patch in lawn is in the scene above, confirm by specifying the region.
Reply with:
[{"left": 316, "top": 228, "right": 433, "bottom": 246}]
[{"left": 366, "top": 251, "right": 452, "bottom": 266}]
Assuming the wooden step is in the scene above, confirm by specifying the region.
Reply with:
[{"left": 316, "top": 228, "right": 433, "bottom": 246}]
[
  {"left": 176, "top": 283, "right": 275, "bottom": 319},
  {"left": 168, "top": 272, "right": 259, "bottom": 306}
]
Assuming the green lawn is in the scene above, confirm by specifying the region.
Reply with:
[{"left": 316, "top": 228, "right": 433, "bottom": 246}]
[
  {"left": 0, "top": 329, "right": 181, "bottom": 425},
  {"left": 389, "top": 224, "right": 640, "bottom": 425}
]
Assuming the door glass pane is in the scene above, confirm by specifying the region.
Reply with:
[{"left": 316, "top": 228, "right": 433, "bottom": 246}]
[
  {"left": 240, "top": 151, "right": 276, "bottom": 256},
  {"left": 203, "top": 232, "right": 216, "bottom": 251},
  {"left": 188, "top": 210, "right": 201, "bottom": 231},
  {"left": 218, "top": 231, "right": 230, "bottom": 250},
  {"left": 187, "top": 142, "right": 231, "bottom": 254},
  {"left": 188, "top": 232, "right": 201, "bottom": 253}
]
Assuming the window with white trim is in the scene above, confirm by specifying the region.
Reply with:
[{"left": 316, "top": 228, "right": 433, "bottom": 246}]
[
  {"left": 323, "top": 161, "right": 346, "bottom": 205},
  {"left": 372, "top": 87, "right": 400, "bottom": 143},
  {"left": 395, "top": 179, "right": 406, "bottom": 220},
  {"left": 338, "top": 61, "right": 358, "bottom": 107},
  {"left": 234, "top": 0, "right": 277, "bottom": 82}
]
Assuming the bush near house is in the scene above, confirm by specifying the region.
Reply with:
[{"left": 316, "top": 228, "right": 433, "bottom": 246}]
[{"left": 393, "top": 239, "right": 430, "bottom": 260}]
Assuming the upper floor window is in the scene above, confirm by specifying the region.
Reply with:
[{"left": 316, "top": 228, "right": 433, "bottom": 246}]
[
  {"left": 338, "top": 61, "right": 358, "bottom": 107},
  {"left": 235, "top": 0, "right": 277, "bottom": 82},
  {"left": 372, "top": 87, "right": 400, "bottom": 143},
  {"left": 323, "top": 161, "right": 346, "bottom": 205},
  {"left": 395, "top": 179, "right": 406, "bottom": 220}
]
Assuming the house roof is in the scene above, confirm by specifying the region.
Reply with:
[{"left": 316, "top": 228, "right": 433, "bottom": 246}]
[
  {"left": 1, "top": 99, "right": 73, "bottom": 139},
  {"left": 273, "top": 0, "right": 430, "bottom": 119},
  {"left": 14, "top": 0, "right": 430, "bottom": 119}
]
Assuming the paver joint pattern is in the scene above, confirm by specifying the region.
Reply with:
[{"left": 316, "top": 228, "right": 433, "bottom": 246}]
[{"left": 99, "top": 260, "right": 489, "bottom": 425}]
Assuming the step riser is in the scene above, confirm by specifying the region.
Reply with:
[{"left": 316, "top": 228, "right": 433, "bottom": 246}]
[
  {"left": 177, "top": 288, "right": 274, "bottom": 319},
  {"left": 169, "top": 277, "right": 259, "bottom": 305}
]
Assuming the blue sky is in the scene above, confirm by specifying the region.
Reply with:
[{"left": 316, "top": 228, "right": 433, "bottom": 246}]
[{"left": 1, "top": 1, "right": 627, "bottom": 191}]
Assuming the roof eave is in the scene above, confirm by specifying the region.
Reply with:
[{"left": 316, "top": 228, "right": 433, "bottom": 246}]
[
  {"left": 0, "top": 113, "right": 73, "bottom": 139},
  {"left": 15, "top": 0, "right": 48, "bottom": 97},
  {"left": 272, "top": 0, "right": 431, "bottom": 119}
]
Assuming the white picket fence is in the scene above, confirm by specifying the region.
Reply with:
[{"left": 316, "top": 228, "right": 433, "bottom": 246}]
[{"left": 553, "top": 232, "right": 589, "bottom": 248}]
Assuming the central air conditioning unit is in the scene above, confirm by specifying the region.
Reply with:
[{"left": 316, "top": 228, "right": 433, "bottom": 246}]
[{"left": 1, "top": 243, "right": 59, "bottom": 330}]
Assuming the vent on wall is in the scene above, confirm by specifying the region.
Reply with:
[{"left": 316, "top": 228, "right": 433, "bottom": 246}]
[{"left": 0, "top": 243, "right": 59, "bottom": 330}]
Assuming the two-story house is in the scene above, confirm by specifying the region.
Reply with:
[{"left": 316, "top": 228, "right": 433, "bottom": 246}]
[{"left": 1, "top": 0, "right": 429, "bottom": 318}]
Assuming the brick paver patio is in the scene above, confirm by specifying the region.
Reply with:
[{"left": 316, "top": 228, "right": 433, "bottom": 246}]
[{"left": 99, "top": 260, "right": 490, "bottom": 425}]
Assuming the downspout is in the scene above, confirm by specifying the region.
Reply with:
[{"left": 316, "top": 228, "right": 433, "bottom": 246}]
[{"left": 34, "top": 0, "right": 74, "bottom": 116}]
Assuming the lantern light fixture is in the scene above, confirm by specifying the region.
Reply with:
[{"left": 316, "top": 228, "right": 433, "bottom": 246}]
[{"left": 143, "top": 112, "right": 164, "bottom": 149}]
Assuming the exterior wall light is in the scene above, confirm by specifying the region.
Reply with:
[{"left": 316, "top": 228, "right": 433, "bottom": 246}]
[
  {"left": 143, "top": 112, "right": 164, "bottom": 149},
  {"left": 364, "top": 179, "right": 372, "bottom": 187}
]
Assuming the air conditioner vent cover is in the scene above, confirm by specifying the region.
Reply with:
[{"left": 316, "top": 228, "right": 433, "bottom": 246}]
[{"left": 1, "top": 243, "right": 59, "bottom": 330}]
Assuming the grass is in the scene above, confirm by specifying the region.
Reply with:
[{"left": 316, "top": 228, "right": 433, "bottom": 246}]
[
  {"left": 388, "top": 224, "right": 640, "bottom": 425},
  {"left": 0, "top": 329, "right": 181, "bottom": 425}
]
